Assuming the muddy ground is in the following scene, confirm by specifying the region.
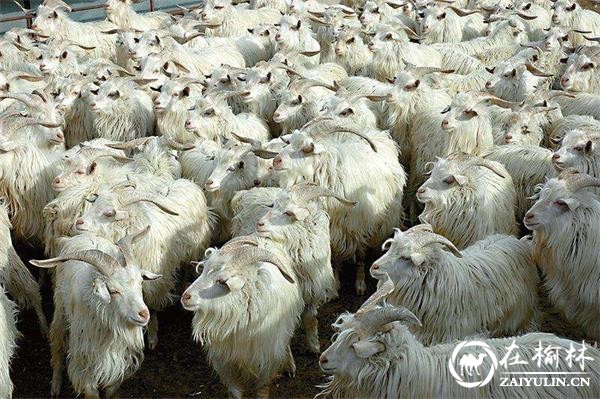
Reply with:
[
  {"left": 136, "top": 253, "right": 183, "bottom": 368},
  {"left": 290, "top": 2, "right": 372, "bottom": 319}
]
[{"left": 11, "top": 243, "right": 377, "bottom": 398}]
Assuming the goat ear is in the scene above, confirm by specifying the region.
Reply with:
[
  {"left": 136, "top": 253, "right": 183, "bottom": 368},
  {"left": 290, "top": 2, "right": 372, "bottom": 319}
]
[
  {"left": 87, "top": 161, "right": 97, "bottom": 175},
  {"left": 225, "top": 275, "right": 245, "bottom": 291},
  {"left": 293, "top": 207, "right": 309, "bottom": 221},
  {"left": 454, "top": 174, "right": 468, "bottom": 186},
  {"left": 410, "top": 252, "right": 426, "bottom": 266},
  {"left": 93, "top": 278, "right": 111, "bottom": 304},
  {"left": 563, "top": 198, "right": 580, "bottom": 211},
  {"left": 141, "top": 270, "right": 162, "bottom": 281},
  {"left": 352, "top": 340, "right": 385, "bottom": 358},
  {"left": 114, "top": 210, "right": 130, "bottom": 221}
]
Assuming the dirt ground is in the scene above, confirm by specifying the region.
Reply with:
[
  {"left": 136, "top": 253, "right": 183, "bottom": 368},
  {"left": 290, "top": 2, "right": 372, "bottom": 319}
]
[{"left": 10, "top": 243, "right": 377, "bottom": 398}]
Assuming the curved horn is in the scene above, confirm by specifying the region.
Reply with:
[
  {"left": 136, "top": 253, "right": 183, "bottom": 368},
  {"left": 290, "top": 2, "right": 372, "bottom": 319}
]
[
  {"left": 471, "top": 160, "right": 507, "bottom": 179},
  {"left": 12, "top": 0, "right": 30, "bottom": 14},
  {"left": 29, "top": 249, "right": 117, "bottom": 276},
  {"left": 106, "top": 137, "right": 153, "bottom": 150},
  {"left": 414, "top": 231, "right": 463, "bottom": 258},
  {"left": 288, "top": 181, "right": 357, "bottom": 207},
  {"left": 116, "top": 225, "right": 150, "bottom": 267},
  {"left": 560, "top": 170, "right": 600, "bottom": 192},
  {"left": 356, "top": 274, "right": 395, "bottom": 316},
  {"left": 31, "top": 89, "right": 48, "bottom": 103},
  {"left": 125, "top": 194, "right": 179, "bottom": 216},
  {"left": 300, "top": 49, "right": 321, "bottom": 57},
  {"left": 110, "top": 179, "right": 137, "bottom": 192},
  {"left": 525, "top": 63, "right": 553, "bottom": 77},
  {"left": 163, "top": 135, "right": 195, "bottom": 151},
  {"left": 231, "top": 132, "right": 261, "bottom": 149},
  {"left": 515, "top": 11, "right": 537, "bottom": 20},
  {"left": 225, "top": 239, "right": 295, "bottom": 283},
  {"left": 0, "top": 93, "right": 36, "bottom": 109},
  {"left": 478, "top": 94, "right": 521, "bottom": 109},
  {"left": 448, "top": 5, "right": 478, "bottom": 17},
  {"left": 358, "top": 305, "right": 422, "bottom": 334},
  {"left": 172, "top": 32, "right": 205, "bottom": 45}
]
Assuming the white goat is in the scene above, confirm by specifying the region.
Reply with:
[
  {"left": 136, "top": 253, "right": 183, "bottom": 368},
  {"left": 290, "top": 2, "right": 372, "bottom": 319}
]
[
  {"left": 30, "top": 230, "right": 161, "bottom": 398},
  {"left": 417, "top": 153, "right": 517, "bottom": 249},
  {"left": 182, "top": 238, "right": 302, "bottom": 398},
  {"left": 525, "top": 170, "right": 600, "bottom": 341},
  {"left": 370, "top": 225, "right": 539, "bottom": 345}
]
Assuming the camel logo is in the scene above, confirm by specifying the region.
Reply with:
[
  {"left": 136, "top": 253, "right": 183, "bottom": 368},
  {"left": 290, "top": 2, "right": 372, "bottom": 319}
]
[{"left": 448, "top": 341, "right": 499, "bottom": 388}]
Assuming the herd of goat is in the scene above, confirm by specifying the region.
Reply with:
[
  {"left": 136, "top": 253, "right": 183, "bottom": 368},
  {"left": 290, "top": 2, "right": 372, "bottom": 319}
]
[{"left": 2, "top": 0, "right": 600, "bottom": 397}]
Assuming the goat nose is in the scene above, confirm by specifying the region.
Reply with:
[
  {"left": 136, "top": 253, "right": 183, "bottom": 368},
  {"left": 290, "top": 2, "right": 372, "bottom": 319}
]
[
  {"left": 552, "top": 153, "right": 561, "bottom": 160},
  {"left": 138, "top": 309, "right": 149, "bottom": 321},
  {"left": 319, "top": 355, "right": 328, "bottom": 364},
  {"left": 257, "top": 221, "right": 265, "bottom": 227},
  {"left": 185, "top": 120, "right": 192, "bottom": 127},
  {"left": 39, "top": 64, "right": 45, "bottom": 69},
  {"left": 485, "top": 81, "right": 492, "bottom": 89},
  {"left": 273, "top": 156, "right": 282, "bottom": 166},
  {"left": 75, "top": 218, "right": 84, "bottom": 226},
  {"left": 275, "top": 33, "right": 281, "bottom": 41},
  {"left": 505, "top": 134, "right": 513, "bottom": 140},
  {"left": 182, "top": 292, "right": 192, "bottom": 302},
  {"left": 56, "top": 132, "right": 64, "bottom": 140},
  {"left": 417, "top": 187, "right": 425, "bottom": 194},
  {"left": 524, "top": 213, "right": 534, "bottom": 221},
  {"left": 274, "top": 112, "right": 280, "bottom": 118},
  {"left": 371, "top": 263, "right": 380, "bottom": 270},
  {"left": 53, "top": 177, "right": 61, "bottom": 186},
  {"left": 441, "top": 120, "right": 449, "bottom": 128}
]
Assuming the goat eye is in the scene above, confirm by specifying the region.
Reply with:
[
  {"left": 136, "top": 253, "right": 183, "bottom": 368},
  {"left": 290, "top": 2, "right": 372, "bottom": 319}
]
[
  {"left": 554, "top": 199, "right": 569, "bottom": 209},
  {"left": 340, "top": 108, "right": 353, "bottom": 116},
  {"left": 582, "top": 63, "right": 594, "bottom": 70},
  {"left": 284, "top": 210, "right": 295, "bottom": 218},
  {"left": 437, "top": 12, "right": 446, "bottom": 20},
  {"left": 109, "top": 289, "right": 121, "bottom": 296},
  {"left": 399, "top": 256, "right": 410, "bottom": 262},
  {"left": 441, "top": 106, "right": 450, "bottom": 114},
  {"left": 216, "top": 278, "right": 227, "bottom": 285},
  {"left": 347, "top": 37, "right": 355, "bottom": 44},
  {"left": 214, "top": 5, "right": 224, "bottom": 9},
  {"left": 302, "top": 143, "right": 315, "bottom": 154},
  {"left": 108, "top": 91, "right": 119, "bottom": 98},
  {"left": 574, "top": 145, "right": 584, "bottom": 152},
  {"left": 172, "top": 92, "right": 179, "bottom": 97},
  {"left": 37, "top": 55, "right": 42, "bottom": 60},
  {"left": 463, "top": 109, "right": 477, "bottom": 117},
  {"left": 443, "top": 176, "right": 456, "bottom": 185},
  {"left": 75, "top": 169, "right": 85, "bottom": 175},
  {"left": 133, "top": 38, "right": 140, "bottom": 43},
  {"left": 522, "top": 126, "right": 529, "bottom": 133},
  {"left": 103, "top": 209, "right": 116, "bottom": 217}
]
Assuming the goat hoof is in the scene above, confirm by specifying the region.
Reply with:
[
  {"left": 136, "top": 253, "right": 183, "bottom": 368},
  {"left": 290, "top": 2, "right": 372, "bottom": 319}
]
[
  {"left": 148, "top": 336, "right": 158, "bottom": 350},
  {"left": 355, "top": 280, "right": 367, "bottom": 295}
]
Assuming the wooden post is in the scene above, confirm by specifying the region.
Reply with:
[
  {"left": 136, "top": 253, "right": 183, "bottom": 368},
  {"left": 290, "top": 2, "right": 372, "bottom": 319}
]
[{"left": 149, "top": 0, "right": 155, "bottom": 11}]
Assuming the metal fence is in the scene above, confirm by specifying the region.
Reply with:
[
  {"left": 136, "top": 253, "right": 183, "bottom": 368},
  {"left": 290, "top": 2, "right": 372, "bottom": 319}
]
[{"left": 0, "top": 1, "right": 199, "bottom": 32}]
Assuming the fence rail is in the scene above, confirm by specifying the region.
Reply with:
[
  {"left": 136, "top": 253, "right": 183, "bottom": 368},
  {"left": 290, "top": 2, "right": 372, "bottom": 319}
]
[{"left": 0, "top": 1, "right": 187, "bottom": 30}]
